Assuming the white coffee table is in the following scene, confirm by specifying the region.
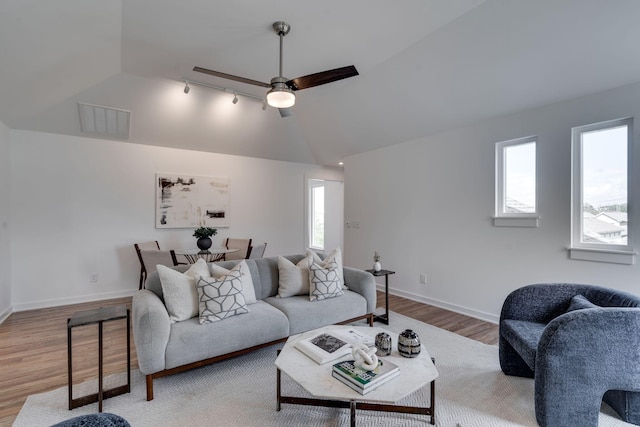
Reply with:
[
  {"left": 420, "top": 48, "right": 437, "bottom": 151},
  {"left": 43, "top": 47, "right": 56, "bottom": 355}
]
[{"left": 275, "top": 325, "right": 438, "bottom": 426}]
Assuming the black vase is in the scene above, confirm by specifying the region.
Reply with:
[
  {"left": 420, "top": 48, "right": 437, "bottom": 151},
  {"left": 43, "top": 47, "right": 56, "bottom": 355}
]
[
  {"left": 398, "top": 329, "right": 421, "bottom": 358},
  {"left": 196, "top": 236, "right": 212, "bottom": 251}
]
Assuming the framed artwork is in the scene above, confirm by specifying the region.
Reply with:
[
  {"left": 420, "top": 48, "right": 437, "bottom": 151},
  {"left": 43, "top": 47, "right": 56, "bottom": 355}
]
[{"left": 156, "top": 173, "right": 230, "bottom": 228}]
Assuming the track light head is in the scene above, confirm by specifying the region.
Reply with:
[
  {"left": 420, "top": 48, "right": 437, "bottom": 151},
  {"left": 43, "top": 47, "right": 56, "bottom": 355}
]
[
  {"left": 183, "top": 82, "right": 190, "bottom": 94},
  {"left": 232, "top": 93, "right": 239, "bottom": 104},
  {"left": 262, "top": 99, "right": 267, "bottom": 111}
]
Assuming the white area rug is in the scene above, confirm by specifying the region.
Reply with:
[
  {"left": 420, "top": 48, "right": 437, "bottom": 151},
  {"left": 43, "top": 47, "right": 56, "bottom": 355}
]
[{"left": 15, "top": 312, "right": 631, "bottom": 426}]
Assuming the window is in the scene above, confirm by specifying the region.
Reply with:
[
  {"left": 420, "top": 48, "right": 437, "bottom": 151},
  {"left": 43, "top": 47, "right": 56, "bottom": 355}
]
[
  {"left": 570, "top": 117, "right": 634, "bottom": 264},
  {"left": 494, "top": 136, "right": 538, "bottom": 227},
  {"left": 310, "top": 181, "right": 325, "bottom": 250}
]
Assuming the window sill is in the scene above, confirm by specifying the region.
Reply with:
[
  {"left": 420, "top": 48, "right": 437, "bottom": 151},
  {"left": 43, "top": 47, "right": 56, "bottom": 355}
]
[
  {"left": 493, "top": 216, "right": 540, "bottom": 228},
  {"left": 568, "top": 247, "right": 636, "bottom": 265}
]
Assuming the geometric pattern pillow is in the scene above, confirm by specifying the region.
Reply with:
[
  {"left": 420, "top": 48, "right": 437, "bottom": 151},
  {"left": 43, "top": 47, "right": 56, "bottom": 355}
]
[
  {"left": 307, "top": 247, "right": 346, "bottom": 289},
  {"left": 209, "top": 260, "right": 257, "bottom": 304},
  {"left": 309, "top": 259, "right": 344, "bottom": 302},
  {"left": 196, "top": 270, "right": 249, "bottom": 324}
]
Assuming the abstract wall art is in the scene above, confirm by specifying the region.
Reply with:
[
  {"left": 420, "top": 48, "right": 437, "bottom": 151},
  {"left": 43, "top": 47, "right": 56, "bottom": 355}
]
[{"left": 155, "top": 173, "right": 230, "bottom": 228}]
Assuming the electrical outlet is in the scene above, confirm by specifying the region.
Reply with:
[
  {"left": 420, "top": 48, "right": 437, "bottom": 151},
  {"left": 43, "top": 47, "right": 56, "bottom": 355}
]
[
  {"left": 419, "top": 273, "right": 427, "bottom": 285},
  {"left": 90, "top": 272, "right": 98, "bottom": 283}
]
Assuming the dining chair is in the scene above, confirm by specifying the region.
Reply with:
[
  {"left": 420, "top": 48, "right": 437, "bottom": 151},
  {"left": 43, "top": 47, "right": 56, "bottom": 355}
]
[
  {"left": 137, "top": 249, "right": 179, "bottom": 289},
  {"left": 224, "top": 238, "right": 252, "bottom": 260},
  {"left": 135, "top": 241, "right": 160, "bottom": 290},
  {"left": 248, "top": 242, "right": 267, "bottom": 259}
]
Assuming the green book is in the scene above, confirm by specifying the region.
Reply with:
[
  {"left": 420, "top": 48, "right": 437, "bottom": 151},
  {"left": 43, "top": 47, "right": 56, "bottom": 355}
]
[{"left": 332, "top": 359, "right": 399, "bottom": 389}]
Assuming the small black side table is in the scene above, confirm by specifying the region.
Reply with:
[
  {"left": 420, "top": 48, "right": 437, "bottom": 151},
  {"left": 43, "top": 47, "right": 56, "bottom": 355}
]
[
  {"left": 365, "top": 269, "right": 396, "bottom": 325},
  {"left": 67, "top": 305, "right": 131, "bottom": 412}
]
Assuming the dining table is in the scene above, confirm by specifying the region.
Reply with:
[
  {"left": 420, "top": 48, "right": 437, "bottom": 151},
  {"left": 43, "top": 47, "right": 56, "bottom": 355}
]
[{"left": 174, "top": 247, "right": 239, "bottom": 263}]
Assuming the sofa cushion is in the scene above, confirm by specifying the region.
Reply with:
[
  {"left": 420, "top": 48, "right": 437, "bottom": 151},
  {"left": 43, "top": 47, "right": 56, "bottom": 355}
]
[
  {"left": 276, "top": 254, "right": 314, "bottom": 297},
  {"left": 157, "top": 259, "right": 209, "bottom": 322},
  {"left": 501, "top": 319, "right": 546, "bottom": 370},
  {"left": 196, "top": 271, "right": 249, "bottom": 324},
  {"left": 209, "top": 260, "right": 257, "bottom": 304},
  {"left": 309, "top": 259, "right": 344, "bottom": 301},
  {"left": 264, "top": 289, "right": 367, "bottom": 335},
  {"left": 566, "top": 294, "right": 599, "bottom": 312},
  {"left": 164, "top": 301, "right": 289, "bottom": 369}
]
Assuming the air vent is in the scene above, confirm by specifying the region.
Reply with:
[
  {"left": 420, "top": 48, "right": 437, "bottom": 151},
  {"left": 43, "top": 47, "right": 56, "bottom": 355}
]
[{"left": 78, "top": 102, "right": 130, "bottom": 139}]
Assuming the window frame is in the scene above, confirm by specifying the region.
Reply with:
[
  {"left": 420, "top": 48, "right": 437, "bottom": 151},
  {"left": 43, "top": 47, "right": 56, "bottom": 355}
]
[
  {"left": 494, "top": 135, "right": 539, "bottom": 227},
  {"left": 569, "top": 116, "right": 635, "bottom": 264},
  {"left": 308, "top": 180, "right": 325, "bottom": 251}
]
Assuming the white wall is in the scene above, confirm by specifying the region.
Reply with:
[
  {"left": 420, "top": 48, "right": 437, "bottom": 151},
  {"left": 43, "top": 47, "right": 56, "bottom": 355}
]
[
  {"left": 345, "top": 80, "right": 640, "bottom": 323},
  {"left": 10, "top": 130, "right": 341, "bottom": 310},
  {"left": 0, "top": 120, "right": 11, "bottom": 321}
]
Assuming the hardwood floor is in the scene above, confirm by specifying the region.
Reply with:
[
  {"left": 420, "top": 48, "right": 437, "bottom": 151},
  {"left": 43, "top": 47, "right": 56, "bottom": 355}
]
[{"left": 0, "top": 292, "right": 498, "bottom": 425}]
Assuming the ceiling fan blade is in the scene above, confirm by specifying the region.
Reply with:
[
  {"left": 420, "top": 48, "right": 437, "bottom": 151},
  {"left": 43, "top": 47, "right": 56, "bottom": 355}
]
[
  {"left": 279, "top": 108, "right": 293, "bottom": 118},
  {"left": 286, "top": 65, "right": 358, "bottom": 91},
  {"left": 193, "top": 66, "right": 271, "bottom": 88}
]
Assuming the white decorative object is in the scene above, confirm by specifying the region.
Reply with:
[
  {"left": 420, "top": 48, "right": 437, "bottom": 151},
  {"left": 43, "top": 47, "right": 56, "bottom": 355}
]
[
  {"left": 351, "top": 343, "right": 379, "bottom": 371},
  {"left": 373, "top": 251, "right": 382, "bottom": 272},
  {"left": 156, "top": 173, "right": 230, "bottom": 228}
]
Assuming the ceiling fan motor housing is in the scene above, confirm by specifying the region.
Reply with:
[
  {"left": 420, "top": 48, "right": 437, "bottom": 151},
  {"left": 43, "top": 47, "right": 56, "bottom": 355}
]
[{"left": 267, "top": 76, "right": 295, "bottom": 108}]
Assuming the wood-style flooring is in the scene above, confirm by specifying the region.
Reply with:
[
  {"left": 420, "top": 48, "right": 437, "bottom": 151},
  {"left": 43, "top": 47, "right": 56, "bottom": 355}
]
[{"left": 0, "top": 291, "right": 498, "bottom": 425}]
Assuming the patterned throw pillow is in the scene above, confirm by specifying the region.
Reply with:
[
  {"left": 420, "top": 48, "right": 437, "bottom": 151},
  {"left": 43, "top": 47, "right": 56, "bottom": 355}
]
[
  {"left": 307, "top": 247, "right": 346, "bottom": 289},
  {"left": 209, "top": 260, "right": 257, "bottom": 304},
  {"left": 309, "top": 259, "right": 344, "bottom": 302},
  {"left": 196, "top": 270, "right": 249, "bottom": 324}
]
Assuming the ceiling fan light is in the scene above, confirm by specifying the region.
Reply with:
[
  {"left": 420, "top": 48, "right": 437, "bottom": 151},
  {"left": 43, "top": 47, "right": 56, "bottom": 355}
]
[{"left": 267, "top": 87, "right": 295, "bottom": 108}]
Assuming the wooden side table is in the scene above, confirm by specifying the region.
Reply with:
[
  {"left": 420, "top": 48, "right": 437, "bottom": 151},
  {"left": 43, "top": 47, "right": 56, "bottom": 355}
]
[
  {"left": 67, "top": 305, "right": 131, "bottom": 412},
  {"left": 365, "top": 269, "right": 396, "bottom": 325}
]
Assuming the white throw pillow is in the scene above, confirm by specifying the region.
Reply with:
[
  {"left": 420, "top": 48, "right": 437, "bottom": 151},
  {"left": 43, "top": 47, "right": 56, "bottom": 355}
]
[
  {"left": 307, "top": 247, "right": 345, "bottom": 288},
  {"left": 209, "top": 260, "right": 257, "bottom": 304},
  {"left": 157, "top": 258, "right": 209, "bottom": 322},
  {"left": 277, "top": 254, "right": 314, "bottom": 297},
  {"left": 309, "top": 259, "right": 344, "bottom": 301},
  {"left": 196, "top": 271, "right": 249, "bottom": 324}
]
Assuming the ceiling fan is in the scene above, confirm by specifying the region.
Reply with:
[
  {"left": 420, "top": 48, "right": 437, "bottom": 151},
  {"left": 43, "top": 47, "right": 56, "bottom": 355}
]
[{"left": 194, "top": 21, "right": 359, "bottom": 117}]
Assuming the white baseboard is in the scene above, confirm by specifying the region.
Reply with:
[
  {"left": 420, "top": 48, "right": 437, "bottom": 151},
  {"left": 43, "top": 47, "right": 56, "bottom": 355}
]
[
  {"left": 377, "top": 284, "right": 499, "bottom": 324},
  {"left": 0, "top": 305, "right": 12, "bottom": 324},
  {"left": 11, "top": 289, "right": 138, "bottom": 312}
]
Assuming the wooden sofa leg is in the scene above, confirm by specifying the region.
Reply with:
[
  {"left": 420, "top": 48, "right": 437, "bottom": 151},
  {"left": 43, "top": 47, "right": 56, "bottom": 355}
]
[{"left": 146, "top": 375, "right": 154, "bottom": 401}]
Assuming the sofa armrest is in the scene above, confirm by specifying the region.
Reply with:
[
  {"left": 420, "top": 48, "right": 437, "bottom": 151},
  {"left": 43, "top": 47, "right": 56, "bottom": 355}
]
[
  {"left": 343, "top": 266, "right": 377, "bottom": 314},
  {"left": 500, "top": 283, "right": 596, "bottom": 324},
  {"left": 132, "top": 290, "right": 171, "bottom": 375}
]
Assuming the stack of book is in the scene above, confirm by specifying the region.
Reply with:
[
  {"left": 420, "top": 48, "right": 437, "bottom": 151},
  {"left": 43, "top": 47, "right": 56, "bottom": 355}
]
[{"left": 332, "top": 359, "right": 400, "bottom": 395}]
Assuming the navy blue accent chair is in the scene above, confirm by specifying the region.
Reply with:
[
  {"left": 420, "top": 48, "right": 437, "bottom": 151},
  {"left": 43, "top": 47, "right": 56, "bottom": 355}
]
[{"left": 499, "top": 283, "right": 640, "bottom": 427}]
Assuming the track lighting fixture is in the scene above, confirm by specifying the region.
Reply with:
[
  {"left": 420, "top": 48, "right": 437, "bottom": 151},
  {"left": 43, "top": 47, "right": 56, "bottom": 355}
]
[{"left": 180, "top": 79, "right": 269, "bottom": 110}]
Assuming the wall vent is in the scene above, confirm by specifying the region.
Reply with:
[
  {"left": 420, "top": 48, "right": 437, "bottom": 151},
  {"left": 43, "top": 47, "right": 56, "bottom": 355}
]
[{"left": 78, "top": 102, "right": 130, "bottom": 139}]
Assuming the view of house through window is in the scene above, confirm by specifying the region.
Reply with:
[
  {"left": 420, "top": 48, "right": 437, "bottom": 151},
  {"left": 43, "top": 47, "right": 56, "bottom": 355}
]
[
  {"left": 504, "top": 141, "right": 536, "bottom": 213},
  {"left": 496, "top": 136, "right": 537, "bottom": 217},
  {"left": 572, "top": 118, "right": 630, "bottom": 248}
]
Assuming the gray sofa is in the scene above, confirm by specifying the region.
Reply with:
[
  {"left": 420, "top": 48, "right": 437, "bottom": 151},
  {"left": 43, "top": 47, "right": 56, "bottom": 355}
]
[
  {"left": 133, "top": 254, "right": 376, "bottom": 400},
  {"left": 499, "top": 283, "right": 640, "bottom": 427}
]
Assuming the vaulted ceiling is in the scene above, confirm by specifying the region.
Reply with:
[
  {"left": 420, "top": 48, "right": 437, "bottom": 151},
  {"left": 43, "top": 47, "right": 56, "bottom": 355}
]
[{"left": 2, "top": 0, "right": 640, "bottom": 166}]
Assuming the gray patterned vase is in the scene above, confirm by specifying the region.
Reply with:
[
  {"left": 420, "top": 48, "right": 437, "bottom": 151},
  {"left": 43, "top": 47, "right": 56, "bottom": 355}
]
[
  {"left": 375, "top": 332, "right": 392, "bottom": 356},
  {"left": 398, "top": 329, "right": 421, "bottom": 358}
]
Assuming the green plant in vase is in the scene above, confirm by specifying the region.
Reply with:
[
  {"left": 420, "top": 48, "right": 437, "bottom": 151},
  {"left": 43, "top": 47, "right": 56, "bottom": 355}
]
[{"left": 193, "top": 227, "right": 217, "bottom": 251}]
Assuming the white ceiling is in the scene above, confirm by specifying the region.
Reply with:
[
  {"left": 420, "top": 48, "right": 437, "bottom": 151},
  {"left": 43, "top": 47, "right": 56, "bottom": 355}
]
[{"left": 2, "top": 0, "right": 640, "bottom": 166}]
